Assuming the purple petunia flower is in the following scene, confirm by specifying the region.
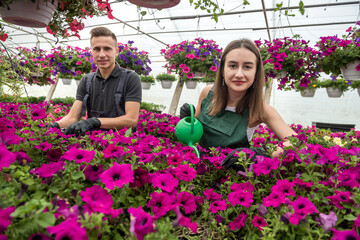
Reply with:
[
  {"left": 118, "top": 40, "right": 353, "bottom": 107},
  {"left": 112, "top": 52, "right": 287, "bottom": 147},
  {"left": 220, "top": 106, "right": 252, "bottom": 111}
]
[
  {"left": 151, "top": 172, "right": 179, "bottom": 193},
  {"left": 176, "top": 191, "right": 197, "bottom": 214},
  {"left": 203, "top": 188, "right": 222, "bottom": 201},
  {"left": 262, "top": 191, "right": 286, "bottom": 208},
  {"left": 128, "top": 206, "right": 155, "bottom": 240},
  {"left": 229, "top": 212, "right": 248, "bottom": 231},
  {"left": 146, "top": 191, "right": 173, "bottom": 218},
  {"left": 319, "top": 211, "right": 337, "bottom": 233},
  {"left": 100, "top": 163, "right": 134, "bottom": 190},
  {"left": 62, "top": 147, "right": 95, "bottom": 164},
  {"left": 331, "top": 228, "right": 360, "bottom": 240},
  {"left": 129, "top": 167, "right": 149, "bottom": 188},
  {"left": 208, "top": 200, "right": 227, "bottom": 214},
  {"left": 172, "top": 206, "right": 198, "bottom": 233},
  {"left": 0, "top": 206, "right": 15, "bottom": 233},
  {"left": 252, "top": 215, "right": 268, "bottom": 230},
  {"left": 31, "top": 108, "right": 47, "bottom": 121},
  {"left": 253, "top": 156, "right": 279, "bottom": 176},
  {"left": 82, "top": 164, "right": 104, "bottom": 181},
  {"left": 271, "top": 179, "right": 295, "bottom": 197},
  {"left": 34, "top": 141, "right": 53, "bottom": 152},
  {"left": 32, "top": 162, "right": 65, "bottom": 178},
  {"left": 47, "top": 216, "right": 88, "bottom": 240},
  {"left": 228, "top": 190, "right": 253, "bottom": 208},
  {"left": 288, "top": 196, "right": 318, "bottom": 225}
]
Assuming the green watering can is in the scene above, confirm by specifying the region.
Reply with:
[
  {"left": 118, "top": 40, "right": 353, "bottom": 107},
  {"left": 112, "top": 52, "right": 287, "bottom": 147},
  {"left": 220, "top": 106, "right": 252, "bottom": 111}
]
[{"left": 175, "top": 104, "right": 203, "bottom": 158}]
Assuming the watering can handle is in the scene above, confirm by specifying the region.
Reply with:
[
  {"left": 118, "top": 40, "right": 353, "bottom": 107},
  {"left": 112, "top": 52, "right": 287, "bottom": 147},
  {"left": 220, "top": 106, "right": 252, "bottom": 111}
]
[{"left": 190, "top": 104, "right": 194, "bottom": 135}]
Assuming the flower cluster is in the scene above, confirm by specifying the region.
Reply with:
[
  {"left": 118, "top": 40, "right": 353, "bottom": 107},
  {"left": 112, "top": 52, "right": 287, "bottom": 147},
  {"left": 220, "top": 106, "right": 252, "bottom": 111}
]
[
  {"left": 316, "top": 22, "right": 360, "bottom": 77},
  {"left": 160, "top": 37, "right": 222, "bottom": 82},
  {"left": 318, "top": 76, "right": 351, "bottom": 91},
  {"left": 255, "top": 36, "right": 321, "bottom": 91},
  {"left": 116, "top": 41, "right": 152, "bottom": 76},
  {"left": 0, "top": 0, "right": 114, "bottom": 40},
  {"left": 48, "top": 46, "right": 94, "bottom": 80},
  {"left": 0, "top": 99, "right": 360, "bottom": 239}
]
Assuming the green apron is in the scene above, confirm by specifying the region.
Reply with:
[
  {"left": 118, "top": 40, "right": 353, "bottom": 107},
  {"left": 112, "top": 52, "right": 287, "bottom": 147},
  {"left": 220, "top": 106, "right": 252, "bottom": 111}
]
[{"left": 197, "top": 90, "right": 250, "bottom": 149}]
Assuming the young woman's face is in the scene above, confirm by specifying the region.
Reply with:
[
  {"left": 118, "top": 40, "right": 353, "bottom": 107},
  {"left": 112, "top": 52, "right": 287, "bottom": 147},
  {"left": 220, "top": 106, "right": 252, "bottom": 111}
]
[{"left": 223, "top": 47, "right": 257, "bottom": 96}]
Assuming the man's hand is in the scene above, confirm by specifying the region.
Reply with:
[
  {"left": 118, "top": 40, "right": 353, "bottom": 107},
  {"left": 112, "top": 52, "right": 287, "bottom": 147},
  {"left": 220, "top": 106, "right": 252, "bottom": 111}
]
[
  {"left": 64, "top": 117, "right": 101, "bottom": 136},
  {"left": 180, "top": 103, "right": 194, "bottom": 119},
  {"left": 47, "top": 122, "right": 60, "bottom": 129}
]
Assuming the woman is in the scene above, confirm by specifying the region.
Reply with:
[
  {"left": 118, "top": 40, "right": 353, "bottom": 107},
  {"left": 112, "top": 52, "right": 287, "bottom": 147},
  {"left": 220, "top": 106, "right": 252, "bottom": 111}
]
[{"left": 180, "top": 39, "right": 296, "bottom": 158}]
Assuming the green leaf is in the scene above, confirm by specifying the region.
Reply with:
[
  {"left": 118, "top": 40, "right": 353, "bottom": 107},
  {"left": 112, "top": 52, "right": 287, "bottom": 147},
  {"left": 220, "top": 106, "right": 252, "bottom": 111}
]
[
  {"left": 72, "top": 171, "right": 85, "bottom": 181},
  {"left": 140, "top": 11, "right": 147, "bottom": 16},
  {"left": 299, "top": 1, "right": 305, "bottom": 15},
  {"left": 36, "top": 212, "right": 56, "bottom": 228},
  {"left": 343, "top": 214, "right": 357, "bottom": 221},
  {"left": 124, "top": 128, "right": 132, "bottom": 137}
]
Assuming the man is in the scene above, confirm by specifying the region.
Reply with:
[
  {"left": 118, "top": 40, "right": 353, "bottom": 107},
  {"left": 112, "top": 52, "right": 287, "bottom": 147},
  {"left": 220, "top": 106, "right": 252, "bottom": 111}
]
[{"left": 49, "top": 27, "right": 142, "bottom": 136}]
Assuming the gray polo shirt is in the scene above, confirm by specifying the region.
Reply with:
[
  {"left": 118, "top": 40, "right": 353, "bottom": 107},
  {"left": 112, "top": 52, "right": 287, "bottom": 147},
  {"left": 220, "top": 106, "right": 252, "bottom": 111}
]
[{"left": 76, "top": 63, "right": 142, "bottom": 118}]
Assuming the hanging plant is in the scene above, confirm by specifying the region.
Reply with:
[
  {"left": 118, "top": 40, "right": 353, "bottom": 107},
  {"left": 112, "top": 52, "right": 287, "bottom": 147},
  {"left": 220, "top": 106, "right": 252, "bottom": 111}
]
[{"left": 160, "top": 37, "right": 222, "bottom": 82}]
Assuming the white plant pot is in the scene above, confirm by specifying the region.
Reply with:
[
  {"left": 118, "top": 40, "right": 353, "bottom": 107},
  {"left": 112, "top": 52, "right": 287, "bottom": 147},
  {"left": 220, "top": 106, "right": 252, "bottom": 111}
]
[
  {"left": 160, "top": 80, "right": 173, "bottom": 89},
  {"left": 128, "top": 0, "right": 180, "bottom": 9},
  {"left": 340, "top": 61, "right": 360, "bottom": 81},
  {"left": 61, "top": 78, "right": 72, "bottom": 85},
  {"left": 185, "top": 80, "right": 197, "bottom": 89},
  {"left": 193, "top": 72, "right": 205, "bottom": 79},
  {"left": 326, "top": 87, "right": 343, "bottom": 98},
  {"left": 0, "top": 0, "right": 58, "bottom": 28},
  {"left": 300, "top": 89, "right": 316, "bottom": 97},
  {"left": 141, "top": 81, "right": 152, "bottom": 90},
  {"left": 357, "top": 87, "right": 360, "bottom": 97}
]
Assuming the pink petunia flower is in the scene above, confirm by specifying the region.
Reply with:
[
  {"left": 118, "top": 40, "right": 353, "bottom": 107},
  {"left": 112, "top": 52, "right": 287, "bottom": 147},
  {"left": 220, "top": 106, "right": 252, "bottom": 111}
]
[
  {"left": 32, "top": 162, "right": 65, "bottom": 178},
  {"left": 228, "top": 190, "right": 253, "bottom": 208},
  {"left": 31, "top": 108, "right": 47, "bottom": 121},
  {"left": 128, "top": 206, "right": 155, "bottom": 240},
  {"left": 34, "top": 141, "right": 53, "bottom": 152},
  {"left": 203, "top": 188, "right": 222, "bottom": 201},
  {"left": 176, "top": 191, "right": 197, "bottom": 214},
  {"left": 129, "top": 167, "right": 149, "bottom": 188},
  {"left": 288, "top": 197, "right": 318, "bottom": 225},
  {"left": 208, "top": 200, "right": 227, "bottom": 214},
  {"left": 151, "top": 172, "right": 179, "bottom": 193},
  {"left": 146, "top": 191, "right": 173, "bottom": 218},
  {"left": 271, "top": 179, "right": 295, "bottom": 197},
  {"left": 331, "top": 228, "right": 360, "bottom": 240},
  {"left": 0, "top": 144, "right": 16, "bottom": 171},
  {"left": 100, "top": 163, "right": 134, "bottom": 190},
  {"left": 172, "top": 206, "right": 198, "bottom": 233},
  {"left": 62, "top": 147, "right": 95, "bottom": 164},
  {"left": 47, "top": 216, "right": 88, "bottom": 240},
  {"left": 253, "top": 156, "right": 279, "bottom": 176},
  {"left": 326, "top": 190, "right": 354, "bottom": 209},
  {"left": 173, "top": 164, "right": 197, "bottom": 182},
  {"left": 229, "top": 212, "right": 248, "bottom": 231},
  {"left": 82, "top": 164, "right": 104, "bottom": 181},
  {"left": 0, "top": 206, "right": 15, "bottom": 233},
  {"left": 230, "top": 182, "right": 254, "bottom": 192},
  {"left": 262, "top": 191, "right": 286, "bottom": 208},
  {"left": 252, "top": 215, "right": 268, "bottom": 230}
]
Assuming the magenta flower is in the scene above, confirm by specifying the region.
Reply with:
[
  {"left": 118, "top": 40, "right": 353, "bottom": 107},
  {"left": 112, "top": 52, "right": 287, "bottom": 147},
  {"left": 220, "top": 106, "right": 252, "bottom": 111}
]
[
  {"left": 230, "top": 182, "right": 254, "bottom": 192},
  {"left": 252, "top": 215, "right": 268, "bottom": 230},
  {"left": 176, "top": 191, "right": 197, "bottom": 214},
  {"left": 288, "top": 197, "right": 318, "bottom": 225},
  {"left": 203, "top": 188, "right": 222, "bottom": 201},
  {"left": 229, "top": 212, "right": 248, "bottom": 231},
  {"left": 103, "top": 144, "right": 125, "bottom": 160},
  {"left": 167, "top": 152, "right": 183, "bottom": 166},
  {"left": 151, "top": 172, "right": 179, "bottom": 193},
  {"left": 262, "top": 191, "right": 286, "bottom": 208},
  {"left": 208, "top": 200, "right": 227, "bottom": 214},
  {"left": 271, "top": 179, "right": 295, "bottom": 197},
  {"left": 29, "top": 233, "right": 52, "bottom": 240},
  {"left": 172, "top": 206, "right": 198, "bottom": 233},
  {"left": 62, "top": 147, "right": 95, "bottom": 164},
  {"left": 173, "top": 164, "right": 197, "bottom": 182},
  {"left": 31, "top": 108, "right": 47, "bottom": 121},
  {"left": 337, "top": 171, "right": 360, "bottom": 189},
  {"left": 100, "top": 163, "right": 134, "bottom": 190},
  {"left": 32, "top": 162, "right": 65, "bottom": 178},
  {"left": 319, "top": 211, "right": 337, "bottom": 233},
  {"left": 326, "top": 190, "right": 354, "bottom": 209},
  {"left": 0, "top": 206, "right": 15, "bottom": 233},
  {"left": 128, "top": 206, "right": 155, "bottom": 240},
  {"left": 253, "top": 156, "right": 279, "bottom": 176},
  {"left": 331, "top": 228, "right": 360, "bottom": 240},
  {"left": 354, "top": 214, "right": 360, "bottom": 227},
  {"left": 46, "top": 148, "right": 63, "bottom": 162},
  {"left": 0, "top": 144, "right": 15, "bottom": 171},
  {"left": 34, "top": 141, "right": 53, "bottom": 151},
  {"left": 228, "top": 190, "right": 253, "bottom": 208},
  {"left": 47, "top": 217, "right": 88, "bottom": 240},
  {"left": 82, "top": 164, "right": 104, "bottom": 181},
  {"left": 80, "top": 185, "right": 122, "bottom": 218},
  {"left": 146, "top": 192, "right": 173, "bottom": 218}
]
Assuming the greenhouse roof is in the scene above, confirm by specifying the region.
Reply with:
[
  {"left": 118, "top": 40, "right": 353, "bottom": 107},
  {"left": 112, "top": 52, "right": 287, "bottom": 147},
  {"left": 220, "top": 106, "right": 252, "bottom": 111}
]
[{"left": 2, "top": 0, "right": 359, "bottom": 73}]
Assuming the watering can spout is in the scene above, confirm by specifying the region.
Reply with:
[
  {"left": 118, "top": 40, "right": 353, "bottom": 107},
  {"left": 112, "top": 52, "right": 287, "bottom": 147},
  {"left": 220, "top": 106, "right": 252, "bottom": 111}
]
[{"left": 175, "top": 105, "right": 203, "bottom": 158}]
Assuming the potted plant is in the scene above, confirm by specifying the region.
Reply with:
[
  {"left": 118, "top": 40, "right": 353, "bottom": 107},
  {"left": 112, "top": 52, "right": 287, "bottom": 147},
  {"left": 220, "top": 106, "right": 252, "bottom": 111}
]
[
  {"left": 318, "top": 77, "right": 351, "bottom": 98},
  {"left": 0, "top": 0, "right": 114, "bottom": 40},
  {"left": 160, "top": 37, "right": 222, "bottom": 89},
  {"left": 140, "top": 75, "right": 155, "bottom": 90},
  {"left": 294, "top": 77, "right": 320, "bottom": 97},
  {"left": 316, "top": 22, "right": 360, "bottom": 80},
  {"left": 350, "top": 80, "right": 360, "bottom": 97},
  {"left": 116, "top": 41, "right": 152, "bottom": 76},
  {"left": 155, "top": 72, "right": 177, "bottom": 89},
  {"left": 255, "top": 35, "right": 321, "bottom": 91}
]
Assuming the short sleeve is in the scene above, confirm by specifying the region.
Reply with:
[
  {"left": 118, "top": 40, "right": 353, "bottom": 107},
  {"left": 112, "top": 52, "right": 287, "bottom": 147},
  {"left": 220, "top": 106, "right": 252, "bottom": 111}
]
[
  {"left": 123, "top": 71, "right": 142, "bottom": 103},
  {"left": 76, "top": 74, "right": 89, "bottom": 101}
]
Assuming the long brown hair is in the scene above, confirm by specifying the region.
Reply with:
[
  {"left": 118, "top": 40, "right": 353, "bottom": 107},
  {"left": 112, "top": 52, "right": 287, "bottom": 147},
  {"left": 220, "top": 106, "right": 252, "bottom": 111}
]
[{"left": 208, "top": 39, "right": 265, "bottom": 122}]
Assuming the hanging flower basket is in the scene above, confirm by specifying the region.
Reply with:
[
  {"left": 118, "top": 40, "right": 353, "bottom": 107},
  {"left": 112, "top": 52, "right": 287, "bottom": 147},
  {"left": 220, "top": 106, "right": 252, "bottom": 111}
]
[
  {"left": 128, "top": 0, "right": 180, "bottom": 9},
  {"left": 300, "top": 88, "right": 316, "bottom": 97},
  {"left": 185, "top": 80, "right": 197, "bottom": 89},
  {"left": 141, "top": 81, "right": 152, "bottom": 90},
  {"left": 160, "top": 80, "right": 173, "bottom": 89},
  {"left": 326, "top": 87, "right": 343, "bottom": 98},
  {"left": 0, "top": 0, "right": 58, "bottom": 28},
  {"left": 61, "top": 78, "right": 72, "bottom": 85},
  {"left": 340, "top": 61, "right": 360, "bottom": 81}
]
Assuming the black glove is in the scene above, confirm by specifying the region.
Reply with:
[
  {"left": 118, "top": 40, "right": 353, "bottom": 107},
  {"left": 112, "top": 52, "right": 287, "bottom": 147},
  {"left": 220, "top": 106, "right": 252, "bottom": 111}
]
[
  {"left": 180, "top": 103, "right": 194, "bottom": 119},
  {"left": 48, "top": 122, "right": 60, "bottom": 129},
  {"left": 221, "top": 147, "right": 270, "bottom": 171},
  {"left": 64, "top": 117, "right": 101, "bottom": 136}
]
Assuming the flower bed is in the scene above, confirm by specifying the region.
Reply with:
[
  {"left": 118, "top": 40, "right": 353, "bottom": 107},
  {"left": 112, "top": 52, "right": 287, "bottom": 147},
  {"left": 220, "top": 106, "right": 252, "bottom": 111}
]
[{"left": 0, "top": 101, "right": 360, "bottom": 239}]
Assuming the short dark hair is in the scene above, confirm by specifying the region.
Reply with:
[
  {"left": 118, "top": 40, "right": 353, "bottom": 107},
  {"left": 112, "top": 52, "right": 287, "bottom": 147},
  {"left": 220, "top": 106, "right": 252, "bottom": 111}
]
[{"left": 90, "top": 27, "right": 117, "bottom": 47}]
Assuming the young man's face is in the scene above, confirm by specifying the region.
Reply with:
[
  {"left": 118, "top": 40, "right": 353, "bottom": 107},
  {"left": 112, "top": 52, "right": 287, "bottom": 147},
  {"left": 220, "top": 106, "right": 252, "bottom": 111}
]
[{"left": 90, "top": 36, "right": 118, "bottom": 71}]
